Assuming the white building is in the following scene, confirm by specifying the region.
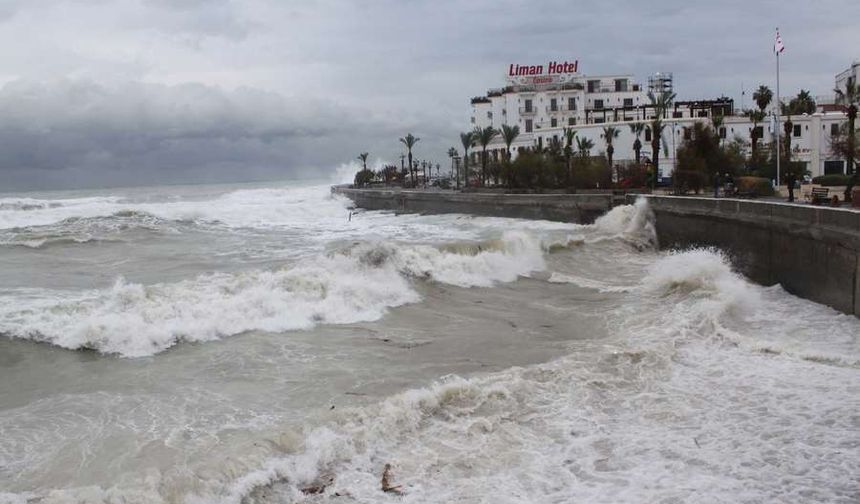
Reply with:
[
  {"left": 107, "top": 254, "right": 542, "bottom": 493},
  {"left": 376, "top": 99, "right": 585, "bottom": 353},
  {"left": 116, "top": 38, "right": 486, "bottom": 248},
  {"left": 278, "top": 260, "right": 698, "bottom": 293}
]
[
  {"left": 469, "top": 61, "right": 852, "bottom": 179},
  {"left": 835, "top": 61, "right": 859, "bottom": 92}
]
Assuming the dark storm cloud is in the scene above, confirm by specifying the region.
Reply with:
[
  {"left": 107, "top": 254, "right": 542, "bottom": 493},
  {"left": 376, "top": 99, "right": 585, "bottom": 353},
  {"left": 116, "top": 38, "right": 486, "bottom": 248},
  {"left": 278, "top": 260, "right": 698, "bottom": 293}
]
[
  {"left": 0, "top": 0, "right": 857, "bottom": 190},
  {"left": 0, "top": 80, "right": 402, "bottom": 189}
]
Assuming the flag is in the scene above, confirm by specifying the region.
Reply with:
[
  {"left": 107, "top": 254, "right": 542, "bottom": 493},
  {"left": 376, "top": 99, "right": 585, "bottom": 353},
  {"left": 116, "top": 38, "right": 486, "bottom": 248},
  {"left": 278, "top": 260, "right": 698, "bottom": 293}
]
[{"left": 774, "top": 29, "right": 785, "bottom": 54}]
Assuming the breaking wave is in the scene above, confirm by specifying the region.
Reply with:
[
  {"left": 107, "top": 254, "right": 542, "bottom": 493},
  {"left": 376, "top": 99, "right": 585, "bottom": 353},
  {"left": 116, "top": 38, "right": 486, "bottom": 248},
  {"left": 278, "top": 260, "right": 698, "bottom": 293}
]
[
  {"left": 0, "top": 211, "right": 177, "bottom": 249},
  {"left": 0, "top": 231, "right": 546, "bottom": 357}
]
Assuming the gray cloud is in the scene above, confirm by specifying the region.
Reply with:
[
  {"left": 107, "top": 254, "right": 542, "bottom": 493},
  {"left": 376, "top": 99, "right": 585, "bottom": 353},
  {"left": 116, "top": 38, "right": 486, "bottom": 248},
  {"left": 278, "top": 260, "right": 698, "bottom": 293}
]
[{"left": 0, "top": 0, "right": 857, "bottom": 190}]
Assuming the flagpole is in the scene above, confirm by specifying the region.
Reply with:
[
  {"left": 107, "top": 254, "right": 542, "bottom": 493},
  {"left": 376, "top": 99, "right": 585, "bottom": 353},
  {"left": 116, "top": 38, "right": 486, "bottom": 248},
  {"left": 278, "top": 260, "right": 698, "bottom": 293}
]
[{"left": 775, "top": 28, "right": 781, "bottom": 191}]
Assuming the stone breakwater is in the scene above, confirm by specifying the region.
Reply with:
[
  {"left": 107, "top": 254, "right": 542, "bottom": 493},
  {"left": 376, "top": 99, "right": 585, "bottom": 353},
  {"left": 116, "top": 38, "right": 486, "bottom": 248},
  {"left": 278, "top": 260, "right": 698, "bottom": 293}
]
[{"left": 333, "top": 187, "right": 860, "bottom": 318}]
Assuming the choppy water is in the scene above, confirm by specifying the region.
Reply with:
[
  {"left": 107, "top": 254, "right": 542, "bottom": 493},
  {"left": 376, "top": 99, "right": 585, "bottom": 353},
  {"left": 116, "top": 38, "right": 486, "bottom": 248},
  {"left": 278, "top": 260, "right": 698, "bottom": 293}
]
[{"left": 0, "top": 181, "right": 858, "bottom": 503}]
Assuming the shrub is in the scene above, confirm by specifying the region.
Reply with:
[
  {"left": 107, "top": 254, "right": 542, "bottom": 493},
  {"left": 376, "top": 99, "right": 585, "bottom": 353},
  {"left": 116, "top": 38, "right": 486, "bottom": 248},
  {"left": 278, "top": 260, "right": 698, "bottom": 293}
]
[
  {"left": 353, "top": 169, "right": 375, "bottom": 187},
  {"left": 736, "top": 176, "right": 774, "bottom": 196},
  {"left": 812, "top": 174, "right": 852, "bottom": 186},
  {"left": 672, "top": 169, "right": 707, "bottom": 194}
]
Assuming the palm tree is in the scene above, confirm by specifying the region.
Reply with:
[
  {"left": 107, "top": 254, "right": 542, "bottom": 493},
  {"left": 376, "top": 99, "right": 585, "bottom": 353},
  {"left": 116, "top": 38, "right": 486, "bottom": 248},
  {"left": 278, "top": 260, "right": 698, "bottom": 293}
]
[
  {"left": 500, "top": 124, "right": 520, "bottom": 162},
  {"left": 753, "top": 85, "right": 773, "bottom": 113},
  {"left": 711, "top": 114, "right": 725, "bottom": 145},
  {"left": 601, "top": 126, "right": 620, "bottom": 171},
  {"left": 357, "top": 152, "right": 369, "bottom": 171},
  {"left": 474, "top": 126, "right": 499, "bottom": 186},
  {"left": 563, "top": 127, "right": 577, "bottom": 183},
  {"left": 747, "top": 109, "right": 766, "bottom": 159},
  {"left": 399, "top": 133, "right": 419, "bottom": 187},
  {"left": 787, "top": 89, "right": 816, "bottom": 115},
  {"left": 628, "top": 122, "right": 644, "bottom": 165},
  {"left": 576, "top": 136, "right": 594, "bottom": 158},
  {"left": 647, "top": 90, "right": 676, "bottom": 189},
  {"left": 460, "top": 131, "right": 474, "bottom": 188},
  {"left": 447, "top": 147, "right": 458, "bottom": 186},
  {"left": 783, "top": 116, "right": 793, "bottom": 168},
  {"left": 835, "top": 80, "right": 859, "bottom": 175}
]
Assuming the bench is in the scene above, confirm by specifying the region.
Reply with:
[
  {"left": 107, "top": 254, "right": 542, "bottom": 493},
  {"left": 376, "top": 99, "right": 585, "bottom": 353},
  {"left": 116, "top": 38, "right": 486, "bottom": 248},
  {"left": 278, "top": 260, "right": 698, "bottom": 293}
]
[{"left": 810, "top": 187, "right": 829, "bottom": 205}]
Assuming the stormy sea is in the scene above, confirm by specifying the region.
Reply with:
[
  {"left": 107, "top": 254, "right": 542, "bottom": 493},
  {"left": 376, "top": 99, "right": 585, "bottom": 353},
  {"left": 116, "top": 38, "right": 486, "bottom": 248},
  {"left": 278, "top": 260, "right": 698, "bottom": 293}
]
[{"left": 0, "top": 179, "right": 858, "bottom": 504}]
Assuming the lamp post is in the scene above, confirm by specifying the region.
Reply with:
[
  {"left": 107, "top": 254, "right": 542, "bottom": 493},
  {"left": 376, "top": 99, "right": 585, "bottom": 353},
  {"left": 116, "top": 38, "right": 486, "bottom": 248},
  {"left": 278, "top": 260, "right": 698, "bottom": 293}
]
[{"left": 453, "top": 154, "right": 461, "bottom": 190}]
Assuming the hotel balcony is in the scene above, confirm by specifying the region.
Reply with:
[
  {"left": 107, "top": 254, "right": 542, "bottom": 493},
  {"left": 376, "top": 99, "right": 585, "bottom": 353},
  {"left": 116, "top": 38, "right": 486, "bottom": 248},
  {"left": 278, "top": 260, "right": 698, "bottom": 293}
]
[
  {"left": 519, "top": 107, "right": 537, "bottom": 116},
  {"left": 546, "top": 104, "right": 577, "bottom": 114}
]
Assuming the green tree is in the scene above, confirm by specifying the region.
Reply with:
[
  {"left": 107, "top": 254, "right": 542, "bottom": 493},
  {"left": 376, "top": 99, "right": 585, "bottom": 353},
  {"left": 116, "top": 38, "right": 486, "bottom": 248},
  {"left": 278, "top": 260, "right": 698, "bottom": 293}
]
[
  {"left": 500, "top": 124, "right": 520, "bottom": 162},
  {"left": 399, "top": 134, "right": 420, "bottom": 187},
  {"left": 601, "top": 126, "right": 620, "bottom": 181},
  {"left": 474, "top": 126, "right": 499, "bottom": 186},
  {"left": 601, "top": 126, "right": 620, "bottom": 164},
  {"left": 576, "top": 136, "right": 594, "bottom": 158},
  {"left": 628, "top": 122, "right": 644, "bottom": 165},
  {"left": 357, "top": 152, "right": 369, "bottom": 171},
  {"left": 647, "top": 90, "right": 676, "bottom": 189},
  {"left": 786, "top": 89, "right": 816, "bottom": 115},
  {"left": 460, "top": 131, "right": 474, "bottom": 188},
  {"left": 753, "top": 85, "right": 773, "bottom": 113},
  {"left": 711, "top": 114, "right": 725, "bottom": 146},
  {"left": 563, "top": 127, "right": 577, "bottom": 184},
  {"left": 447, "top": 147, "right": 458, "bottom": 187},
  {"left": 747, "top": 109, "right": 766, "bottom": 162}
]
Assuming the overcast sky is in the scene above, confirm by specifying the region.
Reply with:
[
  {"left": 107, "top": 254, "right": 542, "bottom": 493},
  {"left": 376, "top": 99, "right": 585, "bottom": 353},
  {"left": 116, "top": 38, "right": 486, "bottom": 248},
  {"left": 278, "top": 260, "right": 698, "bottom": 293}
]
[{"left": 0, "top": 0, "right": 858, "bottom": 191}]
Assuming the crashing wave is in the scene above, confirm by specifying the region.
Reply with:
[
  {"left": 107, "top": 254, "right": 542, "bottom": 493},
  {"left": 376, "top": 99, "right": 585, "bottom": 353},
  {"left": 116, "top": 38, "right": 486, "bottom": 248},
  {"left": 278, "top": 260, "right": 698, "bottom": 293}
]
[{"left": 0, "top": 231, "right": 545, "bottom": 357}]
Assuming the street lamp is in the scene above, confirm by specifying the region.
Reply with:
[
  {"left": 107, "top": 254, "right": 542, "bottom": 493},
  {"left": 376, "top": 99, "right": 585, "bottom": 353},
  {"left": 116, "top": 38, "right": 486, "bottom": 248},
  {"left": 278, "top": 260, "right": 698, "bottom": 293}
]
[{"left": 453, "top": 154, "right": 461, "bottom": 190}]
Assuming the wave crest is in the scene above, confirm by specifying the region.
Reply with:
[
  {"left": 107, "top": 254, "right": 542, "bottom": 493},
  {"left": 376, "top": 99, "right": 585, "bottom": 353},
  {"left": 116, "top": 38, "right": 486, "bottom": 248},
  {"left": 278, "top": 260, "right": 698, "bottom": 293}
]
[{"left": 0, "top": 232, "right": 546, "bottom": 357}]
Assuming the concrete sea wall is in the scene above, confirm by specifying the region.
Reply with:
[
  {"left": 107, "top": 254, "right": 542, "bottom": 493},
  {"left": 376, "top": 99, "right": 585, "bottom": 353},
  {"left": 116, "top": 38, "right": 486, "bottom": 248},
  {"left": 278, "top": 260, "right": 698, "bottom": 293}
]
[
  {"left": 635, "top": 195, "right": 860, "bottom": 317},
  {"left": 332, "top": 187, "right": 616, "bottom": 224},
  {"left": 334, "top": 187, "right": 860, "bottom": 317}
]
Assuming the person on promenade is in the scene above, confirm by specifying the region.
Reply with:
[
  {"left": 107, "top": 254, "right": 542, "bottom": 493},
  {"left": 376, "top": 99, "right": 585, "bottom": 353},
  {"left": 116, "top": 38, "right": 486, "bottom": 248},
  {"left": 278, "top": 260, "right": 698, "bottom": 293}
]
[
  {"left": 724, "top": 173, "right": 734, "bottom": 197},
  {"left": 713, "top": 172, "right": 721, "bottom": 198},
  {"left": 785, "top": 171, "right": 797, "bottom": 203}
]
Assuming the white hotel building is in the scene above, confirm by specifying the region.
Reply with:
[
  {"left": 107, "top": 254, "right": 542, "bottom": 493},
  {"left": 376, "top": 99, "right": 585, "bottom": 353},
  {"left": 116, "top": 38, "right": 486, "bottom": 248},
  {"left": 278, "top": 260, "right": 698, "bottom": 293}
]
[{"left": 470, "top": 60, "right": 853, "bottom": 180}]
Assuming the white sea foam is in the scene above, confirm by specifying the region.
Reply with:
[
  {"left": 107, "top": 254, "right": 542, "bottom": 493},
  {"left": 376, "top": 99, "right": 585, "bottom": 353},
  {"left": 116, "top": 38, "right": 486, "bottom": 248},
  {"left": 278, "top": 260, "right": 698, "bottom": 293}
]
[{"left": 0, "top": 231, "right": 545, "bottom": 357}]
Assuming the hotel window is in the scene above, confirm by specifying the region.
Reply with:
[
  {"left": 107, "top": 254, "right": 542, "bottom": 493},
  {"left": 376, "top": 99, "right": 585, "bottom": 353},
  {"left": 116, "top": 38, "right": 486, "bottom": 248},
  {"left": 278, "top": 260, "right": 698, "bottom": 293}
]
[
  {"left": 673, "top": 111, "right": 683, "bottom": 118},
  {"left": 830, "top": 123, "right": 839, "bottom": 136},
  {"left": 568, "top": 97, "right": 576, "bottom": 110},
  {"left": 525, "top": 119, "right": 533, "bottom": 133},
  {"left": 793, "top": 124, "right": 801, "bottom": 137},
  {"left": 645, "top": 128, "right": 652, "bottom": 142},
  {"left": 683, "top": 127, "right": 692, "bottom": 140},
  {"left": 594, "top": 99, "right": 604, "bottom": 110},
  {"left": 623, "top": 98, "right": 633, "bottom": 107},
  {"left": 471, "top": 117, "right": 475, "bottom": 123},
  {"left": 587, "top": 80, "right": 599, "bottom": 93},
  {"left": 615, "top": 79, "right": 628, "bottom": 92},
  {"left": 551, "top": 118, "right": 557, "bottom": 127},
  {"left": 550, "top": 98, "right": 558, "bottom": 111},
  {"left": 719, "top": 127, "right": 726, "bottom": 139},
  {"left": 568, "top": 117, "right": 576, "bottom": 126},
  {"left": 524, "top": 99, "right": 533, "bottom": 112},
  {"left": 487, "top": 111, "right": 493, "bottom": 119},
  {"left": 594, "top": 118, "right": 605, "bottom": 124}
]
